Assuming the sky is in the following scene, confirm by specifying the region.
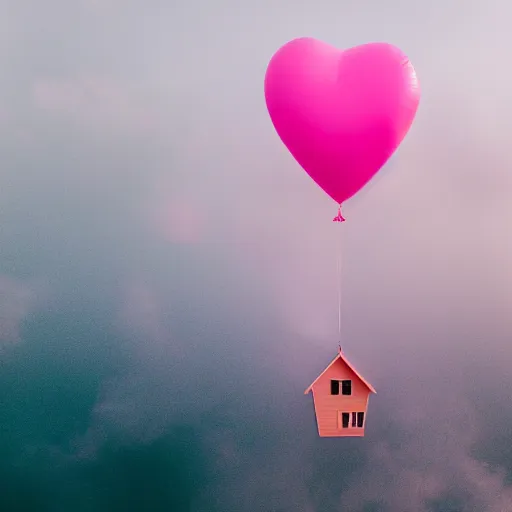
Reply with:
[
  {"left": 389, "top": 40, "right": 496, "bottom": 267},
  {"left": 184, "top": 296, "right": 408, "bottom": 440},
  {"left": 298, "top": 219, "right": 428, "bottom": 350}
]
[{"left": 1, "top": 0, "right": 512, "bottom": 510}]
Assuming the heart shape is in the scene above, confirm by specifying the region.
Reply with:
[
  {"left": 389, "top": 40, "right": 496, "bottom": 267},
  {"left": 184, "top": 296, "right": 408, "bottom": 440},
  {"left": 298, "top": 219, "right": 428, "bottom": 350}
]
[{"left": 264, "top": 37, "right": 420, "bottom": 207}]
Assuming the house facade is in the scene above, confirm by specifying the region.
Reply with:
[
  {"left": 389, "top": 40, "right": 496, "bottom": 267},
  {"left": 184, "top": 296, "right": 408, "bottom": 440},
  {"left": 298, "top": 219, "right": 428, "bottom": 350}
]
[{"left": 304, "top": 349, "right": 376, "bottom": 437}]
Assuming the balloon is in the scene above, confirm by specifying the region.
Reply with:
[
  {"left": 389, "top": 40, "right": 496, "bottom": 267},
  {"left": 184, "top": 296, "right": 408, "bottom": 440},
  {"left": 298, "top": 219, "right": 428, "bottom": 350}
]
[{"left": 264, "top": 37, "right": 420, "bottom": 213}]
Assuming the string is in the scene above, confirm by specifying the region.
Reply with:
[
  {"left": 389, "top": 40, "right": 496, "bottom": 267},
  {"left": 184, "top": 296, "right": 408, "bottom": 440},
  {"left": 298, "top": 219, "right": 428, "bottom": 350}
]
[
  {"left": 336, "top": 220, "right": 342, "bottom": 351},
  {"left": 332, "top": 204, "right": 345, "bottom": 352}
]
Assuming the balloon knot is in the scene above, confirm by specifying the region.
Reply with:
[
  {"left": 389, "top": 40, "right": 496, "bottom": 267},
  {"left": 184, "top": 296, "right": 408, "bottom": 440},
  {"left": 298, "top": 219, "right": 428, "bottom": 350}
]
[{"left": 332, "top": 206, "right": 345, "bottom": 223}]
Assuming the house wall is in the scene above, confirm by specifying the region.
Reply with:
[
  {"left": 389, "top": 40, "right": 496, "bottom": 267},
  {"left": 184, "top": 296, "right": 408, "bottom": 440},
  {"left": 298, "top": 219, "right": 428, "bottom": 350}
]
[{"left": 311, "top": 357, "right": 370, "bottom": 437}]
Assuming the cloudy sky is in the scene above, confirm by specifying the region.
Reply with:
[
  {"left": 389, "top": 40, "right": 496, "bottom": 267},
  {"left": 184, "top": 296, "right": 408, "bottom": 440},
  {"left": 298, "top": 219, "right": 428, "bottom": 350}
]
[{"left": 1, "top": 0, "right": 512, "bottom": 510}]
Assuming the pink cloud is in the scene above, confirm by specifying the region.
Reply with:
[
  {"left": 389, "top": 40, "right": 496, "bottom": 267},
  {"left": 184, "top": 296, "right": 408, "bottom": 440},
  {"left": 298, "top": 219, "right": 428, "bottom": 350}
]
[
  {"left": 32, "top": 76, "right": 157, "bottom": 137},
  {"left": 149, "top": 197, "right": 205, "bottom": 244},
  {"left": 143, "top": 173, "right": 208, "bottom": 244}
]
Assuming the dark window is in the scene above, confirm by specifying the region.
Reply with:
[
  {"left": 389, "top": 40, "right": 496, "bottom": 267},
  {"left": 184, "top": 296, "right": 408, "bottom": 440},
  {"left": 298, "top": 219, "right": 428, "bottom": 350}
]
[
  {"left": 357, "top": 412, "right": 365, "bottom": 428},
  {"left": 341, "top": 380, "right": 352, "bottom": 395},
  {"left": 341, "top": 412, "right": 350, "bottom": 428},
  {"left": 331, "top": 380, "right": 340, "bottom": 395},
  {"left": 351, "top": 412, "right": 357, "bottom": 427}
]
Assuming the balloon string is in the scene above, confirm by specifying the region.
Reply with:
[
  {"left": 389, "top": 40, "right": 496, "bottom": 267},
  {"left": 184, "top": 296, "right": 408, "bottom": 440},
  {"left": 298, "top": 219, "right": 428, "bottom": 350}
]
[{"left": 333, "top": 205, "right": 344, "bottom": 351}]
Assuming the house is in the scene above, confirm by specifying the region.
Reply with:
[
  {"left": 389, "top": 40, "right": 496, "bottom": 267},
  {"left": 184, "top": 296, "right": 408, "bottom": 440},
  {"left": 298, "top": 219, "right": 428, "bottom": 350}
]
[{"left": 304, "top": 348, "right": 376, "bottom": 437}]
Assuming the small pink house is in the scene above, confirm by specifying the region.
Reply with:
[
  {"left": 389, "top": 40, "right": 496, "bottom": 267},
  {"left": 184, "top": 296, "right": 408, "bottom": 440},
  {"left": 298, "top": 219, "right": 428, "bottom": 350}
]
[{"left": 305, "top": 348, "right": 376, "bottom": 437}]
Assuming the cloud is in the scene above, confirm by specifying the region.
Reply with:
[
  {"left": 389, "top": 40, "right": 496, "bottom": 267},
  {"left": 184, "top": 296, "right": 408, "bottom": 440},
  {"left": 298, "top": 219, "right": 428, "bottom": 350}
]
[
  {"left": 0, "top": 275, "right": 47, "bottom": 347},
  {"left": 115, "top": 278, "right": 168, "bottom": 347},
  {"left": 335, "top": 372, "right": 512, "bottom": 512},
  {"left": 2, "top": 0, "right": 512, "bottom": 510},
  {"left": 145, "top": 179, "right": 207, "bottom": 245},
  {"left": 32, "top": 75, "right": 159, "bottom": 138},
  {"left": 81, "top": 276, "right": 205, "bottom": 449}
]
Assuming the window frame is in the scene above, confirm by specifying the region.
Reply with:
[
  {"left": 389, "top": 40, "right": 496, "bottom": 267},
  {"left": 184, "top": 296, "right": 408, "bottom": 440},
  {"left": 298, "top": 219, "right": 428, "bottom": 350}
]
[
  {"left": 338, "top": 411, "right": 366, "bottom": 429},
  {"left": 330, "top": 379, "right": 352, "bottom": 396}
]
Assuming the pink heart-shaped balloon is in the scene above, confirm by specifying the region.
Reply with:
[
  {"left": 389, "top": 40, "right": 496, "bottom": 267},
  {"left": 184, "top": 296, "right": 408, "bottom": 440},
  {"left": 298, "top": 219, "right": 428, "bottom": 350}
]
[{"left": 264, "top": 37, "right": 420, "bottom": 208}]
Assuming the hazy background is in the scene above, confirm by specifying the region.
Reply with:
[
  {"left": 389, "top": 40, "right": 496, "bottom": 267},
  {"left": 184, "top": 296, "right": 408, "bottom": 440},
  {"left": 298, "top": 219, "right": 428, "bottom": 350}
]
[{"left": 1, "top": 0, "right": 512, "bottom": 511}]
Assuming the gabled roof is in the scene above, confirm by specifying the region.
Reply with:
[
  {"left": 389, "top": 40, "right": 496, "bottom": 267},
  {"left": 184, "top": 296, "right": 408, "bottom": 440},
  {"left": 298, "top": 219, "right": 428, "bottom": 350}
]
[{"left": 304, "top": 348, "right": 376, "bottom": 395}]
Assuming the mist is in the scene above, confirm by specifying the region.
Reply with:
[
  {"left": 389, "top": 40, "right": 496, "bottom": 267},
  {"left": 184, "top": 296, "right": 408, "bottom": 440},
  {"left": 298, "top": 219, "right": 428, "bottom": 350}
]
[{"left": 0, "top": 0, "right": 511, "bottom": 510}]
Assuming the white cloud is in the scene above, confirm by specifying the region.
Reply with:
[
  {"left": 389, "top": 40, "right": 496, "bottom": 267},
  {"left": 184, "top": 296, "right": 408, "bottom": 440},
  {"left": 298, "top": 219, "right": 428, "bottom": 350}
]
[{"left": 0, "top": 275, "right": 47, "bottom": 347}]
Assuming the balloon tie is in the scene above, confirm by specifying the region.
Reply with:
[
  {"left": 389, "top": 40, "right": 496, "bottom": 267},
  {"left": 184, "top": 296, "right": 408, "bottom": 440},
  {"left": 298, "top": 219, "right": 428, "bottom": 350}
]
[{"left": 332, "top": 205, "right": 345, "bottom": 223}]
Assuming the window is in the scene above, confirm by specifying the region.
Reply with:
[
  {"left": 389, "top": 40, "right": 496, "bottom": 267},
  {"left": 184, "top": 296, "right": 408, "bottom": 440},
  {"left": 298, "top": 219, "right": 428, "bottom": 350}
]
[
  {"left": 340, "top": 412, "right": 365, "bottom": 429},
  {"left": 331, "top": 380, "right": 352, "bottom": 395}
]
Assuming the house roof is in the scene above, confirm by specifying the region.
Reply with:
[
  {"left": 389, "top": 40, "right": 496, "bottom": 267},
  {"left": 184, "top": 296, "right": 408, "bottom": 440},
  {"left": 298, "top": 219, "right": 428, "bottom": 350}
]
[{"left": 304, "top": 348, "right": 376, "bottom": 395}]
